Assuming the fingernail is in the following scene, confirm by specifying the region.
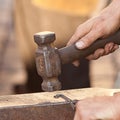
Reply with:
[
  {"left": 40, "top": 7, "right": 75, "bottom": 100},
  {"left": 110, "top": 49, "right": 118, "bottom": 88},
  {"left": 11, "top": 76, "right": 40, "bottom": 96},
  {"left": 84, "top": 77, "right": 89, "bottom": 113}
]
[{"left": 75, "top": 41, "right": 85, "bottom": 49}]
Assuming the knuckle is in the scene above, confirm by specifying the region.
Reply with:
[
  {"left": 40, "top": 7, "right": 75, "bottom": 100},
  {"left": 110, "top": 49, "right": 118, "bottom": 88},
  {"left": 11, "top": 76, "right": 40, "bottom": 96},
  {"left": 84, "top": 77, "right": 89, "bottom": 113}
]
[
  {"left": 93, "top": 17, "right": 107, "bottom": 36},
  {"left": 76, "top": 25, "right": 81, "bottom": 33},
  {"left": 94, "top": 24, "right": 106, "bottom": 36},
  {"left": 98, "top": 16, "right": 106, "bottom": 23},
  {"left": 74, "top": 27, "right": 81, "bottom": 38}
]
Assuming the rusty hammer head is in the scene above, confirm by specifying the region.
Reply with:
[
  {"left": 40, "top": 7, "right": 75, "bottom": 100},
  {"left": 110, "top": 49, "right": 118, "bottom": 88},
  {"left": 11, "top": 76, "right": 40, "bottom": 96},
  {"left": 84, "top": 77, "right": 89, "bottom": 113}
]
[{"left": 34, "top": 31, "right": 61, "bottom": 92}]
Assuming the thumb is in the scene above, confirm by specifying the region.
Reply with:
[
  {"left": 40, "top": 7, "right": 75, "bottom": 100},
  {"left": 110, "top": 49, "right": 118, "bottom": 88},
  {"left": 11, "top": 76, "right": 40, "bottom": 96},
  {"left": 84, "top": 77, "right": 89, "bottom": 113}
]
[{"left": 75, "top": 29, "right": 102, "bottom": 49}]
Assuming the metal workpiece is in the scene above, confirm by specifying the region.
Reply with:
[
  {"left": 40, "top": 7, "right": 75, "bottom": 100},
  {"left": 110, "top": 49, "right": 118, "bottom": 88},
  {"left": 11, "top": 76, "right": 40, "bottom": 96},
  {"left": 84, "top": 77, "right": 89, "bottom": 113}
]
[
  {"left": 54, "top": 94, "right": 78, "bottom": 110},
  {"left": 34, "top": 32, "right": 61, "bottom": 92},
  {"left": 34, "top": 30, "right": 120, "bottom": 92}
]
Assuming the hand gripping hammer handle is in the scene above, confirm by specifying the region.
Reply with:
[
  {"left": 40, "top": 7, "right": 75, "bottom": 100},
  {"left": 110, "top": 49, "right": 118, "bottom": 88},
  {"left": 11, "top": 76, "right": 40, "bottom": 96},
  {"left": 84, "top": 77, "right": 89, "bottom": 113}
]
[
  {"left": 59, "top": 30, "right": 120, "bottom": 64},
  {"left": 34, "top": 30, "right": 120, "bottom": 92}
]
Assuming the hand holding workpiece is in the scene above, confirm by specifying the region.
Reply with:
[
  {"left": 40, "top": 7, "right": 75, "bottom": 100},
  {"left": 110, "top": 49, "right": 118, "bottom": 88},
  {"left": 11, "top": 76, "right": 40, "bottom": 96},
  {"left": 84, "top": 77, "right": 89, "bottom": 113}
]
[
  {"left": 74, "top": 93, "right": 120, "bottom": 120},
  {"left": 67, "top": 0, "right": 120, "bottom": 66}
]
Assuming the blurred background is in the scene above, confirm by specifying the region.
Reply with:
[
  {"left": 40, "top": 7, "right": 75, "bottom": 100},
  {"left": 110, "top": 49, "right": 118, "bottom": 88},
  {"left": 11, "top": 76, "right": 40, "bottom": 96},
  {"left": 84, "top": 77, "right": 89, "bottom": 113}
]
[{"left": 0, "top": 0, "right": 120, "bottom": 95}]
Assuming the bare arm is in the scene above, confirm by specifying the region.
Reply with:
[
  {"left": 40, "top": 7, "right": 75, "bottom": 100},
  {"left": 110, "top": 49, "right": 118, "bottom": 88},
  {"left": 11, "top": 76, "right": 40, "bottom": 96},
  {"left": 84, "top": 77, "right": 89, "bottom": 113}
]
[{"left": 67, "top": 0, "right": 120, "bottom": 63}]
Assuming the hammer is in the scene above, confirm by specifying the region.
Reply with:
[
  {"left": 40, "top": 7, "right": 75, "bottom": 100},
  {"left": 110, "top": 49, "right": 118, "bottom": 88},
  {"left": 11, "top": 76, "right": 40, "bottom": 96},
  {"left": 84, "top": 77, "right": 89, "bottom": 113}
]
[{"left": 34, "top": 30, "right": 120, "bottom": 92}]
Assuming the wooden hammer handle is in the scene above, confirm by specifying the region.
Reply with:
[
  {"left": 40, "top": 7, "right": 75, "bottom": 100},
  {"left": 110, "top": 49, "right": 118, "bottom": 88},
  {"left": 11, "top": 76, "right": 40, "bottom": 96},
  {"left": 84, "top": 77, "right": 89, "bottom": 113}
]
[{"left": 59, "top": 30, "right": 120, "bottom": 64}]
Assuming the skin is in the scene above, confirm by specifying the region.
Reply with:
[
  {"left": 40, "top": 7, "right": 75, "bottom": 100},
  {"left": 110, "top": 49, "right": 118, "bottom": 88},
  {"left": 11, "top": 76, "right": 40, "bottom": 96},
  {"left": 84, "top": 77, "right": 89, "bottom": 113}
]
[
  {"left": 74, "top": 94, "right": 120, "bottom": 120},
  {"left": 67, "top": 0, "right": 120, "bottom": 66},
  {"left": 67, "top": 0, "right": 120, "bottom": 119}
]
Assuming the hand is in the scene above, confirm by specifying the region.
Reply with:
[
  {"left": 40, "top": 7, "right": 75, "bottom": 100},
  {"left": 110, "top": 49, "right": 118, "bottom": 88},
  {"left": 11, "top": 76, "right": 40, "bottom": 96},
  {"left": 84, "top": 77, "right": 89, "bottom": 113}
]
[
  {"left": 67, "top": 0, "right": 120, "bottom": 66},
  {"left": 74, "top": 95, "right": 120, "bottom": 120}
]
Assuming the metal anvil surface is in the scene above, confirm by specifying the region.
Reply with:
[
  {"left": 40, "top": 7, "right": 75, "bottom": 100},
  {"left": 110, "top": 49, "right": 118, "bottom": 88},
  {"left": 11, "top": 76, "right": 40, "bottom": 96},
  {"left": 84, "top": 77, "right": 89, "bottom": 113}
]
[{"left": 0, "top": 88, "right": 120, "bottom": 120}]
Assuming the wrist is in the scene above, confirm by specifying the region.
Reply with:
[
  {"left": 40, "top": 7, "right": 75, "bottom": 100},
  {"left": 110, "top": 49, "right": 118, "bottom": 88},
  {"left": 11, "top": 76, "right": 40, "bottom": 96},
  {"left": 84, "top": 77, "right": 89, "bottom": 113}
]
[{"left": 110, "top": 0, "right": 120, "bottom": 19}]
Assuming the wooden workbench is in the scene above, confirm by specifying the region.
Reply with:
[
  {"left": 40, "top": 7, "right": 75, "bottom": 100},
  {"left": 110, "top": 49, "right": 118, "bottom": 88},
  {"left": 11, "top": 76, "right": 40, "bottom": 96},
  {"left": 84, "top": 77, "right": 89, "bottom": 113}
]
[{"left": 0, "top": 88, "right": 120, "bottom": 120}]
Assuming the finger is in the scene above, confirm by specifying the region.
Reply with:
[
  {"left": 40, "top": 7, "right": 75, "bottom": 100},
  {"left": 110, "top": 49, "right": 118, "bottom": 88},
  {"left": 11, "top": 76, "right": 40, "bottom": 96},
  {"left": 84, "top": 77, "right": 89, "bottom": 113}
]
[
  {"left": 74, "top": 102, "right": 83, "bottom": 120},
  {"left": 86, "top": 48, "right": 105, "bottom": 60},
  {"left": 86, "top": 42, "right": 114, "bottom": 60},
  {"left": 104, "top": 42, "right": 114, "bottom": 55},
  {"left": 111, "top": 44, "right": 119, "bottom": 52},
  {"left": 75, "top": 101, "right": 93, "bottom": 120},
  {"left": 86, "top": 54, "right": 94, "bottom": 60},
  {"left": 67, "top": 20, "right": 93, "bottom": 46},
  {"left": 75, "top": 28, "right": 103, "bottom": 49},
  {"left": 93, "top": 49, "right": 105, "bottom": 59},
  {"left": 74, "top": 110, "right": 80, "bottom": 120},
  {"left": 86, "top": 44, "right": 118, "bottom": 60},
  {"left": 73, "top": 60, "right": 80, "bottom": 67}
]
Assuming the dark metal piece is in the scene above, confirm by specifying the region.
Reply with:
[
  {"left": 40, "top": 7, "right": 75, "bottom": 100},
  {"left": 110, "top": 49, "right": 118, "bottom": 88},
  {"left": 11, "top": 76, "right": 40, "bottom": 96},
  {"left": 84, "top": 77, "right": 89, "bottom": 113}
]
[
  {"left": 0, "top": 98, "right": 74, "bottom": 120},
  {"left": 34, "top": 31, "right": 55, "bottom": 45},
  {"left": 34, "top": 30, "right": 120, "bottom": 92},
  {"left": 0, "top": 104, "right": 74, "bottom": 120},
  {"left": 54, "top": 94, "right": 78, "bottom": 110},
  {"left": 34, "top": 31, "right": 61, "bottom": 92}
]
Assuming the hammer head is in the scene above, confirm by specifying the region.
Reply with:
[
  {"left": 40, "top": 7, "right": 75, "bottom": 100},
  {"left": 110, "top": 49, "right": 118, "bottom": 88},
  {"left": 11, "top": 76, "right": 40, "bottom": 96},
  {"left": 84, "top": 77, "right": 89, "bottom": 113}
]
[
  {"left": 34, "top": 31, "right": 55, "bottom": 45},
  {"left": 34, "top": 31, "right": 61, "bottom": 92}
]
